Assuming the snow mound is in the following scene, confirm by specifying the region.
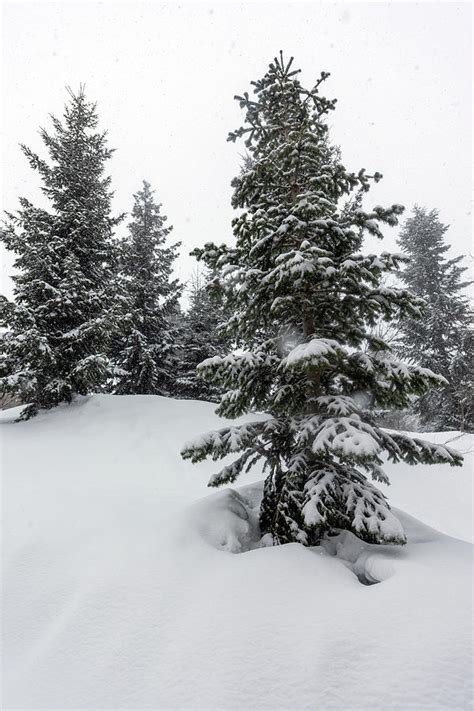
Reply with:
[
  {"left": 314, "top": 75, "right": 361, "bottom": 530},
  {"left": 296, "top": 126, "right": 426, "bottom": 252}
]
[
  {"left": 2, "top": 394, "right": 472, "bottom": 709},
  {"left": 187, "top": 479, "right": 469, "bottom": 585},
  {"left": 186, "top": 485, "right": 262, "bottom": 553}
]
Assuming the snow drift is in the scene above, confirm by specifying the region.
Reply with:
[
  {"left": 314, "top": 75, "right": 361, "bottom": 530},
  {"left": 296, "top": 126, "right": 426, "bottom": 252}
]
[{"left": 1, "top": 394, "right": 472, "bottom": 709}]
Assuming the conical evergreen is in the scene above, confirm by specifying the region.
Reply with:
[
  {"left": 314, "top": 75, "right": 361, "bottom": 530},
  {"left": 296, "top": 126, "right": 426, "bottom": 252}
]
[
  {"left": 114, "top": 181, "right": 182, "bottom": 395},
  {"left": 175, "top": 268, "right": 227, "bottom": 401},
  {"left": 181, "top": 54, "right": 462, "bottom": 546},
  {"left": 397, "top": 206, "right": 473, "bottom": 430},
  {"left": 0, "top": 87, "right": 121, "bottom": 419}
]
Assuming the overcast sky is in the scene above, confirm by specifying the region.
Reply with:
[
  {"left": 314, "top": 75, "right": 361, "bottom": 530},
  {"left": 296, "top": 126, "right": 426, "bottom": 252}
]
[{"left": 2, "top": 0, "right": 472, "bottom": 299}]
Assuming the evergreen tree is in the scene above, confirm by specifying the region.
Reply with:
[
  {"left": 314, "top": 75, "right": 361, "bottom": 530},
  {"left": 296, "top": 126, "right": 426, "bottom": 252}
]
[
  {"left": 0, "top": 87, "right": 121, "bottom": 419},
  {"left": 449, "top": 329, "right": 474, "bottom": 432},
  {"left": 175, "top": 268, "right": 227, "bottom": 401},
  {"left": 181, "top": 54, "right": 462, "bottom": 546},
  {"left": 397, "top": 206, "right": 473, "bottom": 430},
  {"left": 114, "top": 180, "right": 182, "bottom": 395}
]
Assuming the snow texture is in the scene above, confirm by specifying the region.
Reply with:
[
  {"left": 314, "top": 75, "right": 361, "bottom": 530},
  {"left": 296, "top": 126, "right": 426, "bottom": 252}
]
[
  {"left": 283, "top": 337, "right": 343, "bottom": 368},
  {"left": 1, "top": 395, "right": 472, "bottom": 709}
]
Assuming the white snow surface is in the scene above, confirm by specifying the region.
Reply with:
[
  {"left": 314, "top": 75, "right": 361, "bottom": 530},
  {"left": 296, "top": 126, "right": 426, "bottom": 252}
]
[{"left": 1, "top": 394, "right": 472, "bottom": 709}]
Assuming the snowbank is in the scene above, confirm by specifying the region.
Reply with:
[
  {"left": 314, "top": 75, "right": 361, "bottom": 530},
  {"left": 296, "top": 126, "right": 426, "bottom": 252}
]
[{"left": 2, "top": 395, "right": 472, "bottom": 709}]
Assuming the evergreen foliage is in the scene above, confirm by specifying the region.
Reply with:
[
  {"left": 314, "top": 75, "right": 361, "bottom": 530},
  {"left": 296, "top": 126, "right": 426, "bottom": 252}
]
[
  {"left": 114, "top": 180, "right": 182, "bottom": 395},
  {"left": 181, "top": 54, "right": 462, "bottom": 546},
  {"left": 175, "top": 268, "right": 227, "bottom": 401},
  {"left": 449, "top": 329, "right": 474, "bottom": 432},
  {"left": 0, "top": 87, "right": 121, "bottom": 419},
  {"left": 397, "top": 206, "right": 473, "bottom": 430}
]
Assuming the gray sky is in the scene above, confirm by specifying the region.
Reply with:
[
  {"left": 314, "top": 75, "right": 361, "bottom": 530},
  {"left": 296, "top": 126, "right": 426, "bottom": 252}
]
[{"left": 2, "top": 1, "right": 472, "bottom": 299}]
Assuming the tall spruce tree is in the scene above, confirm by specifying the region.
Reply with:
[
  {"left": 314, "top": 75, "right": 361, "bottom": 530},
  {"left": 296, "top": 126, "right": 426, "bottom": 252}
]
[
  {"left": 175, "top": 268, "right": 227, "bottom": 401},
  {"left": 181, "top": 54, "right": 462, "bottom": 546},
  {"left": 0, "top": 87, "right": 121, "bottom": 419},
  {"left": 114, "top": 180, "right": 182, "bottom": 395},
  {"left": 397, "top": 206, "right": 473, "bottom": 430}
]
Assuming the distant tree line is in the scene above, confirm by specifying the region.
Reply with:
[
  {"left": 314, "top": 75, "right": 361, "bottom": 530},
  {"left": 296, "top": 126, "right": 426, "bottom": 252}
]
[
  {"left": 1, "top": 78, "right": 472, "bottom": 435},
  {"left": 0, "top": 88, "right": 226, "bottom": 417}
]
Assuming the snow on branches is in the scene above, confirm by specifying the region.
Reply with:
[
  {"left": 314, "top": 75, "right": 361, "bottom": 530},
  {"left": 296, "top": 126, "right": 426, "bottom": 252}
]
[
  {"left": 183, "top": 53, "right": 462, "bottom": 547},
  {"left": 1, "top": 88, "right": 121, "bottom": 418}
]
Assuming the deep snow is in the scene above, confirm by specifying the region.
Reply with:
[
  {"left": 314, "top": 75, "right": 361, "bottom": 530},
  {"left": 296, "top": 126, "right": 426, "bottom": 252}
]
[{"left": 1, "top": 394, "right": 472, "bottom": 709}]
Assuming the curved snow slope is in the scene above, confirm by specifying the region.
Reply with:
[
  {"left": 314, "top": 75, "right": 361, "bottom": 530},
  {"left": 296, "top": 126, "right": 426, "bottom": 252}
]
[{"left": 2, "top": 394, "right": 472, "bottom": 709}]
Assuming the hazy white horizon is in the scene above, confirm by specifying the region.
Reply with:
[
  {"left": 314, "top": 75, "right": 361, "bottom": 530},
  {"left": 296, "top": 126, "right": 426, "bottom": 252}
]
[{"left": 2, "top": 1, "right": 472, "bottom": 300}]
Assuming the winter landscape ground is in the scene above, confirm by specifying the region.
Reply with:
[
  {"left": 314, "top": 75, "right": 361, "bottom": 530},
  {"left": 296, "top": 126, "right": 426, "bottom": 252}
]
[{"left": 2, "top": 394, "right": 472, "bottom": 710}]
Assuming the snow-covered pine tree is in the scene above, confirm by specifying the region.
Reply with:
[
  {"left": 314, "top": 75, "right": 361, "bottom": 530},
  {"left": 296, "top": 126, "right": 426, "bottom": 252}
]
[
  {"left": 181, "top": 54, "right": 462, "bottom": 546},
  {"left": 114, "top": 180, "right": 182, "bottom": 395},
  {"left": 1, "top": 87, "right": 121, "bottom": 419},
  {"left": 397, "top": 206, "right": 473, "bottom": 430},
  {"left": 175, "top": 267, "right": 227, "bottom": 401}
]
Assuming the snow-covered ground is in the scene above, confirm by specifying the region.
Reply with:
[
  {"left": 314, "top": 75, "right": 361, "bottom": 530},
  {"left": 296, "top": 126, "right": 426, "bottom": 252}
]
[{"left": 1, "top": 394, "right": 472, "bottom": 709}]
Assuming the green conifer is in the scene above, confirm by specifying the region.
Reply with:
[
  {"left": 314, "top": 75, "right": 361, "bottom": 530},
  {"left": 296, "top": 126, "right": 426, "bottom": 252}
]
[
  {"left": 181, "top": 54, "right": 461, "bottom": 546},
  {"left": 397, "top": 206, "right": 473, "bottom": 430},
  {"left": 1, "top": 88, "right": 121, "bottom": 418},
  {"left": 114, "top": 181, "right": 182, "bottom": 395}
]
